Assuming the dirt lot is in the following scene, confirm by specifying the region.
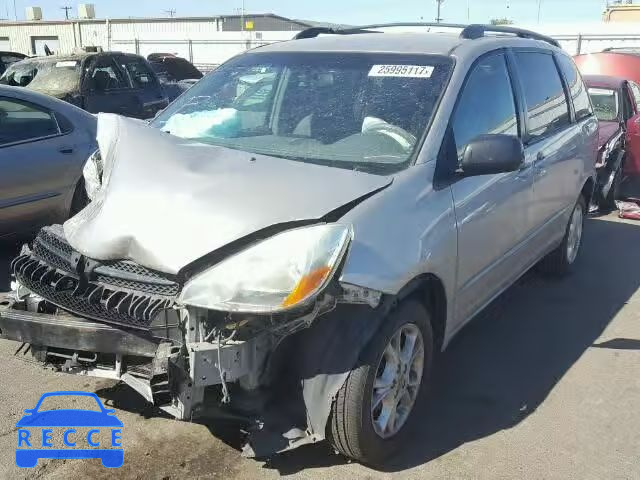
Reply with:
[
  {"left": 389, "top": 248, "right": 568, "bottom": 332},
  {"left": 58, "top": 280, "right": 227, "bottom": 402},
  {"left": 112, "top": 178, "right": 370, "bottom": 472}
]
[{"left": 0, "top": 214, "right": 639, "bottom": 479}]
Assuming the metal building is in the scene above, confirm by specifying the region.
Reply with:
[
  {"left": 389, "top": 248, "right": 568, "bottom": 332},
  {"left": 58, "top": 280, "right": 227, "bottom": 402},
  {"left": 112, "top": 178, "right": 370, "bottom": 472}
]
[
  {"left": 603, "top": 3, "right": 640, "bottom": 22},
  {"left": 0, "top": 13, "right": 310, "bottom": 69}
]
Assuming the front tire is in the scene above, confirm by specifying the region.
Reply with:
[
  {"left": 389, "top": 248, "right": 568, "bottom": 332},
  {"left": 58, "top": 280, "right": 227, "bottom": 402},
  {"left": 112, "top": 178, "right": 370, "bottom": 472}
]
[
  {"left": 69, "top": 180, "right": 89, "bottom": 217},
  {"left": 539, "top": 194, "right": 586, "bottom": 276},
  {"left": 328, "top": 300, "right": 434, "bottom": 466}
]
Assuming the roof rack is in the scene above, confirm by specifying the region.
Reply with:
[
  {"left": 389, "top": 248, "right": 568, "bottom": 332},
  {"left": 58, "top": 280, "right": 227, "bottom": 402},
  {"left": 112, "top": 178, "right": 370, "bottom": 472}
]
[
  {"left": 293, "top": 22, "right": 560, "bottom": 48},
  {"left": 294, "top": 27, "right": 339, "bottom": 40},
  {"left": 294, "top": 22, "right": 470, "bottom": 40},
  {"left": 342, "top": 22, "right": 469, "bottom": 31},
  {"left": 460, "top": 24, "right": 560, "bottom": 48},
  {"left": 603, "top": 46, "right": 640, "bottom": 52}
]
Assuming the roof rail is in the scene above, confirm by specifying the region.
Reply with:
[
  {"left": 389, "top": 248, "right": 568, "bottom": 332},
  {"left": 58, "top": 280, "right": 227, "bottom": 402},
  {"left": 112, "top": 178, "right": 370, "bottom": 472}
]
[
  {"left": 342, "top": 22, "right": 469, "bottom": 31},
  {"left": 293, "top": 22, "right": 560, "bottom": 48},
  {"left": 602, "top": 46, "right": 640, "bottom": 52},
  {"left": 293, "top": 22, "right": 469, "bottom": 40},
  {"left": 294, "top": 27, "right": 338, "bottom": 40},
  {"left": 460, "top": 24, "right": 560, "bottom": 48}
]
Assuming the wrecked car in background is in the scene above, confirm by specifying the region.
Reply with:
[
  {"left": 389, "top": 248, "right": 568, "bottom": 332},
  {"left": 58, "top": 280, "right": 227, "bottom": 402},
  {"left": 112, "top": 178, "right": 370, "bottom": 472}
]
[
  {"left": 0, "top": 51, "right": 27, "bottom": 76},
  {"left": 583, "top": 74, "right": 640, "bottom": 208},
  {"left": 0, "top": 24, "right": 597, "bottom": 466},
  {"left": 0, "top": 85, "right": 97, "bottom": 238},
  {"left": 148, "top": 53, "right": 203, "bottom": 101},
  {"left": 0, "top": 52, "right": 168, "bottom": 119}
]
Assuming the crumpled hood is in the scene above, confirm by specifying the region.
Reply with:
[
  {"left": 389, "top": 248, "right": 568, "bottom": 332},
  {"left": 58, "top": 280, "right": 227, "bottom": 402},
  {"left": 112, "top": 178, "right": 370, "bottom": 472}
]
[
  {"left": 598, "top": 121, "right": 622, "bottom": 150},
  {"left": 64, "top": 114, "right": 392, "bottom": 274}
]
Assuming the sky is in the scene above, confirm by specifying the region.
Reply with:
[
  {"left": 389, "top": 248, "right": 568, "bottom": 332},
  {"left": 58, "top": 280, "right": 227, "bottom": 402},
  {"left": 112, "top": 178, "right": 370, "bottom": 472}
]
[{"left": 1, "top": 0, "right": 611, "bottom": 25}]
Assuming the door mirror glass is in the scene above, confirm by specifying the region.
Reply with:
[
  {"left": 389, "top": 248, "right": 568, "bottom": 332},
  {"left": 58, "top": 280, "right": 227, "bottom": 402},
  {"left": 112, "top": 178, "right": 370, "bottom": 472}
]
[{"left": 460, "top": 134, "right": 524, "bottom": 176}]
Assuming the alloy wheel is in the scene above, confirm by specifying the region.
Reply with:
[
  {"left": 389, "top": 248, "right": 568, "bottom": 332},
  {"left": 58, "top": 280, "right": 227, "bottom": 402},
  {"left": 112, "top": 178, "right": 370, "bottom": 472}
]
[{"left": 370, "top": 323, "right": 425, "bottom": 439}]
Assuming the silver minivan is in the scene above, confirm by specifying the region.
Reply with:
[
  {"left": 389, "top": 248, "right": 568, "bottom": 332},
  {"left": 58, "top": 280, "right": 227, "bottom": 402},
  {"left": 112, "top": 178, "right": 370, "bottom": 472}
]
[{"left": 0, "top": 24, "right": 597, "bottom": 466}]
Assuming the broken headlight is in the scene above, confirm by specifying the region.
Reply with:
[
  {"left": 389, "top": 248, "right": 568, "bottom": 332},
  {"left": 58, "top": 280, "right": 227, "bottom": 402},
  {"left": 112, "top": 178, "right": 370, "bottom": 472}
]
[
  {"left": 83, "top": 149, "right": 103, "bottom": 200},
  {"left": 179, "top": 224, "right": 352, "bottom": 313}
]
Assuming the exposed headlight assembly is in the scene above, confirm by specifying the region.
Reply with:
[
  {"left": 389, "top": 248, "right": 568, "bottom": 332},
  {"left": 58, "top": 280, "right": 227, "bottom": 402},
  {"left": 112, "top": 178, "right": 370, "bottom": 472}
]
[
  {"left": 83, "top": 149, "right": 103, "bottom": 200},
  {"left": 179, "top": 224, "right": 352, "bottom": 313}
]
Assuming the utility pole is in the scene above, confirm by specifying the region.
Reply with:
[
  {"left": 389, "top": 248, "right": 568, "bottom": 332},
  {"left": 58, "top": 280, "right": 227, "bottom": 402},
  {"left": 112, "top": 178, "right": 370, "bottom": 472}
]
[
  {"left": 436, "top": 0, "right": 445, "bottom": 23},
  {"left": 13, "top": 0, "right": 17, "bottom": 21},
  {"left": 537, "top": 0, "right": 543, "bottom": 23},
  {"left": 241, "top": 0, "right": 245, "bottom": 35},
  {"left": 61, "top": 6, "right": 72, "bottom": 20},
  {"left": 163, "top": 9, "right": 176, "bottom": 18}
]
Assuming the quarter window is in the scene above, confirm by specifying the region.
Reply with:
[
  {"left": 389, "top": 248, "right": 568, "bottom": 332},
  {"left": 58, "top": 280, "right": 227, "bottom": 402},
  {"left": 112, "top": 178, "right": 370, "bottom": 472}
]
[
  {"left": 452, "top": 53, "right": 518, "bottom": 159},
  {"left": 513, "top": 52, "right": 570, "bottom": 142},
  {"left": 556, "top": 54, "right": 592, "bottom": 121},
  {"left": 0, "top": 98, "right": 59, "bottom": 146}
]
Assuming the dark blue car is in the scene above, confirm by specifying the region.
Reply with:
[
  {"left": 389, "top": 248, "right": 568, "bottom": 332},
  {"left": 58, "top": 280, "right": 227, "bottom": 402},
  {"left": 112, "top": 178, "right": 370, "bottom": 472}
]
[{"left": 16, "top": 391, "right": 123, "bottom": 468}]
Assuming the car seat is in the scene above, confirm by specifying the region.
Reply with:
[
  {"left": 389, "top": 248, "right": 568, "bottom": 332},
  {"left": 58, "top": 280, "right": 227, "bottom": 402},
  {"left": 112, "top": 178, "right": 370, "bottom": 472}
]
[{"left": 93, "top": 70, "right": 112, "bottom": 91}]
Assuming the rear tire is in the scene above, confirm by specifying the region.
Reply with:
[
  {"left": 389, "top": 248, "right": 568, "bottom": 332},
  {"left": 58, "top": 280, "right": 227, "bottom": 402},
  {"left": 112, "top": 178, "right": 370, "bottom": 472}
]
[
  {"left": 598, "top": 167, "right": 622, "bottom": 211},
  {"left": 328, "top": 299, "right": 434, "bottom": 466},
  {"left": 538, "top": 194, "right": 586, "bottom": 277}
]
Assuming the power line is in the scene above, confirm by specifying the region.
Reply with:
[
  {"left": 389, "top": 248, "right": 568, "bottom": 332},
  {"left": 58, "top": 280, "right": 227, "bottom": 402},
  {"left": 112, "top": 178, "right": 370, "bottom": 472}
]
[
  {"left": 163, "top": 9, "right": 176, "bottom": 18},
  {"left": 61, "top": 5, "right": 72, "bottom": 20}
]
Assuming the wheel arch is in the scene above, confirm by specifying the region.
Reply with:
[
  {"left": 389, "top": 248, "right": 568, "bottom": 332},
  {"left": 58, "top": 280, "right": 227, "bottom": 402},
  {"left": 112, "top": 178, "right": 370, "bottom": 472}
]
[
  {"left": 394, "top": 273, "right": 448, "bottom": 352},
  {"left": 581, "top": 175, "right": 595, "bottom": 207}
]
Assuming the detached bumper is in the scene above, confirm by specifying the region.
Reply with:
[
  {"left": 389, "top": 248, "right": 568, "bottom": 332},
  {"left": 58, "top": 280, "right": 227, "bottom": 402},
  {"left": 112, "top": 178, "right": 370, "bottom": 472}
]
[{"left": 0, "top": 299, "right": 160, "bottom": 357}]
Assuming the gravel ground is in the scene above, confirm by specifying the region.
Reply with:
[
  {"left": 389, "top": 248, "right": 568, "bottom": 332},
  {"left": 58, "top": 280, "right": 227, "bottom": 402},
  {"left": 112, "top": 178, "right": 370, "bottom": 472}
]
[{"left": 0, "top": 214, "right": 638, "bottom": 479}]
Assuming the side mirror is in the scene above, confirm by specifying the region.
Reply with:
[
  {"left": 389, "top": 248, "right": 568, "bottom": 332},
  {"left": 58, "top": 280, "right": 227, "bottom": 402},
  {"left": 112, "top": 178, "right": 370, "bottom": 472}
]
[
  {"left": 460, "top": 134, "right": 524, "bottom": 177},
  {"left": 23, "top": 409, "right": 34, "bottom": 415}
]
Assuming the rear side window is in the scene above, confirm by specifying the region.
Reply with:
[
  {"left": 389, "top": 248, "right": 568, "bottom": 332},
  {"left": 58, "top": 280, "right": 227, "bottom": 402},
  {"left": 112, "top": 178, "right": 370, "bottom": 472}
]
[
  {"left": 0, "top": 97, "right": 59, "bottom": 146},
  {"left": 1, "top": 55, "right": 24, "bottom": 66},
  {"left": 452, "top": 53, "right": 518, "bottom": 158},
  {"left": 556, "top": 54, "right": 592, "bottom": 121},
  {"left": 514, "top": 52, "right": 570, "bottom": 142}
]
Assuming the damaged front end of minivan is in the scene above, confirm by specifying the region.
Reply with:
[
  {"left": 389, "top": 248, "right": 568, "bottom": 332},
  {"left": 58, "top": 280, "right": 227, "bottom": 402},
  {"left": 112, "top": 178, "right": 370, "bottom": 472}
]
[{"left": 0, "top": 114, "right": 392, "bottom": 456}]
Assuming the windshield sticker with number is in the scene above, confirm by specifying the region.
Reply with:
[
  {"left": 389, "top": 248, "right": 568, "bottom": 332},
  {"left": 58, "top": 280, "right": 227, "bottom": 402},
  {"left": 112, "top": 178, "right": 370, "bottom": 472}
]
[
  {"left": 368, "top": 65, "right": 434, "bottom": 78},
  {"left": 55, "top": 61, "right": 78, "bottom": 68}
]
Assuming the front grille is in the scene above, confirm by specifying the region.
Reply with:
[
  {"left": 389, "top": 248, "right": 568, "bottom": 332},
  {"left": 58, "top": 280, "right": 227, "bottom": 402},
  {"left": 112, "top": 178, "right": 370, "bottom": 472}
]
[
  {"left": 31, "top": 226, "right": 180, "bottom": 297},
  {"left": 94, "top": 264, "right": 180, "bottom": 296},
  {"left": 12, "top": 226, "right": 181, "bottom": 330},
  {"left": 32, "top": 225, "right": 75, "bottom": 273}
]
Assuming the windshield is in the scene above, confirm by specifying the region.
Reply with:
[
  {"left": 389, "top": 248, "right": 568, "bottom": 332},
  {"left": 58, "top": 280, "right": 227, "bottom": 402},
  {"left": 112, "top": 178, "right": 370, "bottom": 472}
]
[
  {"left": 588, "top": 87, "right": 619, "bottom": 122},
  {"left": 0, "top": 58, "right": 82, "bottom": 96},
  {"left": 152, "top": 52, "right": 453, "bottom": 174}
]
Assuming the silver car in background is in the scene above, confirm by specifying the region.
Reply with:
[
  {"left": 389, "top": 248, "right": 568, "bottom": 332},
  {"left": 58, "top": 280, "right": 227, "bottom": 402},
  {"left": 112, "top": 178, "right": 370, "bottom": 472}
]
[
  {"left": 0, "top": 85, "right": 97, "bottom": 238},
  {"left": 0, "top": 24, "right": 597, "bottom": 466}
]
